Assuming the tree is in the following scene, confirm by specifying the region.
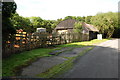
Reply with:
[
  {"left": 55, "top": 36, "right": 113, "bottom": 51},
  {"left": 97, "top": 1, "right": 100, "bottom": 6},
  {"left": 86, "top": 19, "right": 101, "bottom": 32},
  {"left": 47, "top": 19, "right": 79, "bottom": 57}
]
[
  {"left": 74, "top": 22, "right": 82, "bottom": 33},
  {"left": 57, "top": 18, "right": 63, "bottom": 24},
  {"left": 90, "top": 12, "right": 119, "bottom": 38},
  {"left": 42, "top": 20, "right": 57, "bottom": 33},
  {"left": 2, "top": 2, "right": 17, "bottom": 41},
  {"left": 2, "top": 2, "right": 17, "bottom": 57},
  {"left": 29, "top": 17, "right": 43, "bottom": 28},
  {"left": 64, "top": 16, "right": 77, "bottom": 20},
  {"left": 28, "top": 17, "right": 58, "bottom": 33},
  {"left": 11, "top": 13, "right": 34, "bottom": 33},
  {"left": 76, "top": 16, "right": 83, "bottom": 21},
  {"left": 28, "top": 17, "right": 43, "bottom": 32},
  {"left": 85, "top": 16, "right": 92, "bottom": 24}
]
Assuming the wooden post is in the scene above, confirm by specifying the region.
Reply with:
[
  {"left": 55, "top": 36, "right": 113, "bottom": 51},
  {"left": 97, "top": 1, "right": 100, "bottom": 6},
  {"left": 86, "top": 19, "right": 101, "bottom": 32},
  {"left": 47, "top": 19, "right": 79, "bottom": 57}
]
[
  {"left": 11, "top": 34, "right": 15, "bottom": 54},
  {"left": 59, "top": 34, "right": 61, "bottom": 45},
  {"left": 19, "top": 32, "right": 23, "bottom": 52},
  {"left": 29, "top": 33, "right": 32, "bottom": 50}
]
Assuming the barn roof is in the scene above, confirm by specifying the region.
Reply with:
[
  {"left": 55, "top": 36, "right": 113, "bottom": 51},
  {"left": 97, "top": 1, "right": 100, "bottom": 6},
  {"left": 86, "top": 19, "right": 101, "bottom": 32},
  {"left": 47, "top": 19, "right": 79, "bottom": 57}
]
[
  {"left": 55, "top": 19, "right": 78, "bottom": 29},
  {"left": 82, "top": 22, "right": 99, "bottom": 32},
  {"left": 55, "top": 19, "right": 99, "bottom": 32}
]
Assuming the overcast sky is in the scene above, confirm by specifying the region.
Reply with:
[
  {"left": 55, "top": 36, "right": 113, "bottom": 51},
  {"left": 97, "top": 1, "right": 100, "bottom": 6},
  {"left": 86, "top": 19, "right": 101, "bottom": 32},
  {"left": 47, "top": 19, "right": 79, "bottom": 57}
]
[{"left": 15, "top": 0, "right": 119, "bottom": 20}]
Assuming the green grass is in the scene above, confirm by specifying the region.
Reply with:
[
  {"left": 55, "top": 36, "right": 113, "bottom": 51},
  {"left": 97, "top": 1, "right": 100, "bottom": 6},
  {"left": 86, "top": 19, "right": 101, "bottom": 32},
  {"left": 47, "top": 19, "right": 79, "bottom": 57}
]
[
  {"left": 3, "top": 39, "right": 109, "bottom": 77},
  {"left": 57, "top": 39, "right": 109, "bottom": 47},
  {"left": 2, "top": 48, "right": 59, "bottom": 76}
]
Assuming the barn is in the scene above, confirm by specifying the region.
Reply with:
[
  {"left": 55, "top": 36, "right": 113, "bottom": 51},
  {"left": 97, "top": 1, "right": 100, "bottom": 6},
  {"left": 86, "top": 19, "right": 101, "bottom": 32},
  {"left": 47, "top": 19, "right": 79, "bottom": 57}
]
[
  {"left": 82, "top": 22, "right": 99, "bottom": 40},
  {"left": 53, "top": 19, "right": 99, "bottom": 40}
]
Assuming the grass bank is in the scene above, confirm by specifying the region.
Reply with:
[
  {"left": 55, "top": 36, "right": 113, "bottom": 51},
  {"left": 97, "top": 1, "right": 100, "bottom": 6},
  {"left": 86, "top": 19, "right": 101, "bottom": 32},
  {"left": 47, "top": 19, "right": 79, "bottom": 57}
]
[{"left": 3, "top": 39, "right": 109, "bottom": 77}]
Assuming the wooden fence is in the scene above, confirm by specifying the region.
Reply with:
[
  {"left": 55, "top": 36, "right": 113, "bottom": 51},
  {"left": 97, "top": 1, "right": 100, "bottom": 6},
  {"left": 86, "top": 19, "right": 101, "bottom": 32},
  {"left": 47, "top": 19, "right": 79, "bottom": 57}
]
[{"left": 2, "top": 32, "right": 89, "bottom": 58}]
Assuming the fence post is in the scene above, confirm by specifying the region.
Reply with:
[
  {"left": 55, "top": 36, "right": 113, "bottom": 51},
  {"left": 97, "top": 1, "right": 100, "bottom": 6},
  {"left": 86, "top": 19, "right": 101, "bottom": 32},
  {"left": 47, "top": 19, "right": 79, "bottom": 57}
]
[
  {"left": 19, "top": 32, "right": 23, "bottom": 52},
  {"left": 11, "top": 34, "right": 15, "bottom": 54},
  {"left": 29, "top": 33, "right": 32, "bottom": 50},
  {"left": 25, "top": 33, "right": 28, "bottom": 50}
]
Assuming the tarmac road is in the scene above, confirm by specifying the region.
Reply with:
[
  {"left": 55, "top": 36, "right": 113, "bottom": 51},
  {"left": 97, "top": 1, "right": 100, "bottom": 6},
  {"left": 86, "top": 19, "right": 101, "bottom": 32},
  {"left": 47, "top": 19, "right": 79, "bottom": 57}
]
[{"left": 60, "top": 39, "right": 119, "bottom": 78}]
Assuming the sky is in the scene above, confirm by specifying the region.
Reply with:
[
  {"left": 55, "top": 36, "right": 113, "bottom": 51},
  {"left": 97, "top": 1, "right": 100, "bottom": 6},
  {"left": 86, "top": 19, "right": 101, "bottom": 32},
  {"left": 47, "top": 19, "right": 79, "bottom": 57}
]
[{"left": 15, "top": 0, "right": 119, "bottom": 20}]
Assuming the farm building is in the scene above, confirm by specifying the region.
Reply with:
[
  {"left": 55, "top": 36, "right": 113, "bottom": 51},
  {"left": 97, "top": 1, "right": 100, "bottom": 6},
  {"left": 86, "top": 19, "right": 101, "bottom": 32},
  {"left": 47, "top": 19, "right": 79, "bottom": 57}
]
[
  {"left": 53, "top": 19, "right": 99, "bottom": 40},
  {"left": 53, "top": 19, "right": 78, "bottom": 34},
  {"left": 36, "top": 28, "right": 46, "bottom": 32},
  {"left": 82, "top": 22, "right": 99, "bottom": 40}
]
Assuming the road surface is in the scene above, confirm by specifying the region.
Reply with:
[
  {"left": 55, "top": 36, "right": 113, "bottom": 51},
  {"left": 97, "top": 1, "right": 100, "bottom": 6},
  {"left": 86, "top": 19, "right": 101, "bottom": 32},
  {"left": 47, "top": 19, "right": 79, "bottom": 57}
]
[{"left": 59, "top": 39, "right": 119, "bottom": 78}]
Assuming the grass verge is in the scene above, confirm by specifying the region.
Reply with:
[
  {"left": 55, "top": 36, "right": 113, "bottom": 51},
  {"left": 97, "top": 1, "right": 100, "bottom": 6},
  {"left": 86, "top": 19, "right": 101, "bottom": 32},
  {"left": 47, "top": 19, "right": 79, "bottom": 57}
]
[
  {"left": 57, "top": 39, "right": 109, "bottom": 47},
  {"left": 2, "top": 48, "right": 60, "bottom": 76}
]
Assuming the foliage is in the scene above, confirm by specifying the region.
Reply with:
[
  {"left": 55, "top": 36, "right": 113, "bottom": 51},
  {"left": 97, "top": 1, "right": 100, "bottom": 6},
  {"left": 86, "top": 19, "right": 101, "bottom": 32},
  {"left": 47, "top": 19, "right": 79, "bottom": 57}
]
[
  {"left": 57, "top": 18, "right": 63, "bottom": 23},
  {"left": 90, "top": 12, "right": 119, "bottom": 38},
  {"left": 63, "top": 16, "right": 85, "bottom": 22},
  {"left": 2, "top": 2, "right": 17, "bottom": 17},
  {"left": 29, "top": 16, "right": 43, "bottom": 28},
  {"left": 74, "top": 22, "right": 83, "bottom": 33},
  {"left": 42, "top": 20, "right": 57, "bottom": 33},
  {"left": 2, "top": 2, "right": 17, "bottom": 39},
  {"left": 2, "top": 2, "right": 17, "bottom": 56},
  {"left": 11, "top": 13, "right": 34, "bottom": 33},
  {"left": 28, "top": 17, "right": 57, "bottom": 33},
  {"left": 64, "top": 16, "right": 76, "bottom": 20},
  {"left": 10, "top": 15, "right": 58, "bottom": 33},
  {"left": 75, "top": 16, "right": 84, "bottom": 22},
  {"left": 85, "top": 16, "right": 92, "bottom": 24},
  {"left": 76, "top": 16, "right": 85, "bottom": 22}
]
